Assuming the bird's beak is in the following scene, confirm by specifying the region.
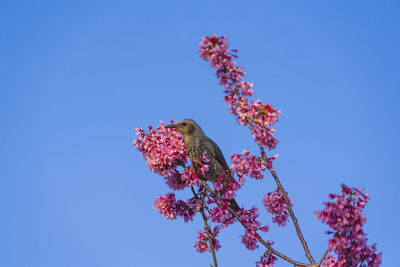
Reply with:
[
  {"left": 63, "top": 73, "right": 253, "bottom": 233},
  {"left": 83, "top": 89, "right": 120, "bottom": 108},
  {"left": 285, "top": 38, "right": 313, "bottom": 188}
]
[{"left": 165, "top": 124, "right": 177, "bottom": 129}]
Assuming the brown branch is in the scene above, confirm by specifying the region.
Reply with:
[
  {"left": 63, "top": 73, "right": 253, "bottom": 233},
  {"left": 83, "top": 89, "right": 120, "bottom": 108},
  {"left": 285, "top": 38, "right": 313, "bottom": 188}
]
[
  {"left": 259, "top": 145, "right": 315, "bottom": 265},
  {"left": 259, "top": 145, "right": 316, "bottom": 265},
  {"left": 200, "top": 204, "right": 218, "bottom": 267},
  {"left": 191, "top": 186, "right": 218, "bottom": 267},
  {"left": 317, "top": 249, "right": 329, "bottom": 266},
  {"left": 198, "top": 180, "right": 309, "bottom": 267}
]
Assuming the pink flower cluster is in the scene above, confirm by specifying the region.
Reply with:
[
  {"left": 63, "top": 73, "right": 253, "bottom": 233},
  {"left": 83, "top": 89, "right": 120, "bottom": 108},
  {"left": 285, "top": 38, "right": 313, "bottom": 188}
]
[
  {"left": 199, "top": 34, "right": 280, "bottom": 151},
  {"left": 164, "top": 171, "right": 188, "bottom": 190},
  {"left": 153, "top": 193, "right": 197, "bottom": 222},
  {"left": 263, "top": 190, "right": 293, "bottom": 226},
  {"left": 181, "top": 166, "right": 201, "bottom": 186},
  {"left": 165, "top": 164, "right": 204, "bottom": 190},
  {"left": 240, "top": 207, "right": 269, "bottom": 250},
  {"left": 194, "top": 226, "right": 221, "bottom": 253},
  {"left": 315, "top": 185, "right": 382, "bottom": 266},
  {"left": 256, "top": 243, "right": 278, "bottom": 267},
  {"left": 133, "top": 122, "right": 188, "bottom": 176},
  {"left": 321, "top": 254, "right": 337, "bottom": 267},
  {"left": 198, "top": 152, "right": 211, "bottom": 176},
  {"left": 208, "top": 204, "right": 235, "bottom": 228},
  {"left": 231, "top": 149, "right": 267, "bottom": 183}
]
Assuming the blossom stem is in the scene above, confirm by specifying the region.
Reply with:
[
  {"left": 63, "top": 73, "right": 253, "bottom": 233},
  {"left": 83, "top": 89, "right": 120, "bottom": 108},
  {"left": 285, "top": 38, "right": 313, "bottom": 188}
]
[
  {"left": 317, "top": 249, "right": 329, "bottom": 266},
  {"left": 258, "top": 145, "right": 316, "bottom": 265},
  {"left": 198, "top": 180, "right": 309, "bottom": 267}
]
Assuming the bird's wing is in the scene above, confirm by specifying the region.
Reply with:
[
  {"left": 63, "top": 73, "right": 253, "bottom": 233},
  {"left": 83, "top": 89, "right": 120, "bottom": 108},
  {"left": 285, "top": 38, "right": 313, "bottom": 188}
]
[{"left": 203, "top": 137, "right": 230, "bottom": 171}]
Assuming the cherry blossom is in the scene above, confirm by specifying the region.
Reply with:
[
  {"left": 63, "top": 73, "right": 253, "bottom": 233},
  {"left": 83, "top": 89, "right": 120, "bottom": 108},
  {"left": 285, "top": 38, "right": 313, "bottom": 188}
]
[
  {"left": 194, "top": 226, "right": 221, "bottom": 253},
  {"left": 199, "top": 34, "right": 280, "bottom": 151},
  {"left": 231, "top": 149, "right": 267, "bottom": 183},
  {"left": 256, "top": 243, "right": 278, "bottom": 267},
  {"left": 153, "top": 193, "right": 197, "bottom": 222},
  {"left": 133, "top": 122, "right": 188, "bottom": 176},
  {"left": 208, "top": 204, "right": 235, "bottom": 228},
  {"left": 321, "top": 254, "right": 337, "bottom": 267},
  {"left": 263, "top": 190, "right": 293, "bottom": 226},
  {"left": 240, "top": 207, "right": 269, "bottom": 250},
  {"left": 316, "top": 185, "right": 382, "bottom": 266},
  {"left": 153, "top": 193, "right": 179, "bottom": 220}
]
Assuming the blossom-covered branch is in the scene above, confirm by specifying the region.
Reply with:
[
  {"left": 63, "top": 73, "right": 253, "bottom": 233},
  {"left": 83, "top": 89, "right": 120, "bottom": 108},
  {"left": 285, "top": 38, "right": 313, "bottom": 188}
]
[
  {"left": 199, "top": 34, "right": 316, "bottom": 264},
  {"left": 316, "top": 185, "right": 382, "bottom": 266},
  {"left": 198, "top": 179, "right": 308, "bottom": 267},
  {"left": 199, "top": 35, "right": 280, "bottom": 151},
  {"left": 133, "top": 34, "right": 382, "bottom": 267}
]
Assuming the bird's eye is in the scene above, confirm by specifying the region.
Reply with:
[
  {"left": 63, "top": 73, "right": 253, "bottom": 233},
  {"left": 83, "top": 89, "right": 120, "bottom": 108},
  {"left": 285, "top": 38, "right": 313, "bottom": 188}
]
[{"left": 182, "top": 122, "right": 187, "bottom": 126}]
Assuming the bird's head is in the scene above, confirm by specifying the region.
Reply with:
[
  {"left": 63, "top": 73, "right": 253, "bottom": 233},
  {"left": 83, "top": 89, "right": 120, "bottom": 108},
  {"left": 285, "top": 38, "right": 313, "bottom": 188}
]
[{"left": 165, "top": 119, "right": 205, "bottom": 138}]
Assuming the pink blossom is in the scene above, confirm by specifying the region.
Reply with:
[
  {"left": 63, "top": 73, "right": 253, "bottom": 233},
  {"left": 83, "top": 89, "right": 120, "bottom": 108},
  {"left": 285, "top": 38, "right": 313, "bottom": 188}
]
[
  {"left": 263, "top": 190, "right": 293, "bottom": 226},
  {"left": 199, "top": 34, "right": 280, "bottom": 150},
  {"left": 133, "top": 122, "right": 188, "bottom": 176},
  {"left": 153, "top": 193, "right": 197, "bottom": 222},
  {"left": 240, "top": 207, "right": 269, "bottom": 250},
  {"left": 153, "top": 193, "right": 179, "bottom": 220},
  {"left": 163, "top": 166, "right": 201, "bottom": 190},
  {"left": 194, "top": 226, "right": 221, "bottom": 253},
  {"left": 199, "top": 35, "right": 244, "bottom": 87},
  {"left": 213, "top": 182, "right": 223, "bottom": 191},
  {"left": 242, "top": 227, "right": 259, "bottom": 250},
  {"left": 198, "top": 152, "right": 211, "bottom": 176},
  {"left": 194, "top": 230, "right": 208, "bottom": 253},
  {"left": 316, "top": 185, "right": 382, "bottom": 266},
  {"left": 251, "top": 126, "right": 278, "bottom": 150},
  {"left": 180, "top": 166, "right": 200, "bottom": 187},
  {"left": 321, "top": 254, "right": 337, "bottom": 267},
  {"left": 164, "top": 171, "right": 187, "bottom": 190},
  {"left": 175, "top": 199, "right": 197, "bottom": 223},
  {"left": 235, "top": 99, "right": 281, "bottom": 130},
  {"left": 231, "top": 150, "right": 266, "bottom": 182},
  {"left": 222, "top": 189, "right": 235, "bottom": 200},
  {"left": 256, "top": 244, "right": 278, "bottom": 267},
  {"left": 209, "top": 204, "right": 235, "bottom": 228}
]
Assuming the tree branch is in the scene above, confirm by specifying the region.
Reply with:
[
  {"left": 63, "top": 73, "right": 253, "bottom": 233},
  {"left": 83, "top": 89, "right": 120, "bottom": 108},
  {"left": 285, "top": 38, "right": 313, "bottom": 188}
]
[
  {"left": 198, "top": 180, "right": 309, "bottom": 267},
  {"left": 200, "top": 204, "right": 218, "bottom": 267},
  {"left": 259, "top": 145, "right": 316, "bottom": 265},
  {"left": 317, "top": 248, "right": 329, "bottom": 266},
  {"left": 191, "top": 186, "right": 218, "bottom": 267}
]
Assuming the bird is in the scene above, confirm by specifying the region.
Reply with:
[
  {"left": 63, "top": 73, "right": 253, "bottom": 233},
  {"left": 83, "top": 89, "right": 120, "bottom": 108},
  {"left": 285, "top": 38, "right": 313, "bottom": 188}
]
[{"left": 166, "top": 119, "right": 240, "bottom": 210}]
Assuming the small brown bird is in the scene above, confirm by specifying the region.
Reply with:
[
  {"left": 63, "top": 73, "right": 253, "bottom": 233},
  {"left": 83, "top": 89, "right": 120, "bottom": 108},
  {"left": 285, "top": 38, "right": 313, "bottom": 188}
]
[{"left": 166, "top": 119, "right": 240, "bottom": 210}]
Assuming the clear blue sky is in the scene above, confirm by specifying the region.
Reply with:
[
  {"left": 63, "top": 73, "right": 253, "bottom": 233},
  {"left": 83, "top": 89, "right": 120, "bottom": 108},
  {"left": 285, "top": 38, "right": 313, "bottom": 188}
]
[{"left": 1, "top": 1, "right": 399, "bottom": 266}]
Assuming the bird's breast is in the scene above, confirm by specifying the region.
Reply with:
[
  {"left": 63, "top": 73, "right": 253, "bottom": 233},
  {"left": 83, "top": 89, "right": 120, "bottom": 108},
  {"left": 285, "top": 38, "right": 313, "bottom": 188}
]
[{"left": 186, "top": 142, "right": 204, "bottom": 160}]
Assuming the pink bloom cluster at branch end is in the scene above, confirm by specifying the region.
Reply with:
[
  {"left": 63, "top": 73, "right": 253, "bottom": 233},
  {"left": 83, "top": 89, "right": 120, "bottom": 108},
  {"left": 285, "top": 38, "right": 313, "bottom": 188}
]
[
  {"left": 153, "top": 193, "right": 197, "bottom": 222},
  {"left": 240, "top": 207, "right": 269, "bottom": 250},
  {"left": 256, "top": 242, "right": 278, "bottom": 267},
  {"left": 199, "top": 34, "right": 280, "bottom": 151},
  {"left": 194, "top": 226, "right": 221, "bottom": 253},
  {"left": 316, "top": 185, "right": 382, "bottom": 267},
  {"left": 133, "top": 122, "right": 188, "bottom": 176},
  {"left": 263, "top": 190, "right": 293, "bottom": 227}
]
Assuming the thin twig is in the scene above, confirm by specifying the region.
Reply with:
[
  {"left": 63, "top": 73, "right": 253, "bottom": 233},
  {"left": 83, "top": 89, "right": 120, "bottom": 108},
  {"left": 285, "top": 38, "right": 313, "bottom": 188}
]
[
  {"left": 259, "top": 145, "right": 316, "bottom": 265},
  {"left": 191, "top": 186, "right": 218, "bottom": 267},
  {"left": 200, "top": 205, "right": 218, "bottom": 267},
  {"left": 317, "top": 249, "right": 329, "bottom": 266},
  {"left": 198, "top": 180, "right": 309, "bottom": 267}
]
